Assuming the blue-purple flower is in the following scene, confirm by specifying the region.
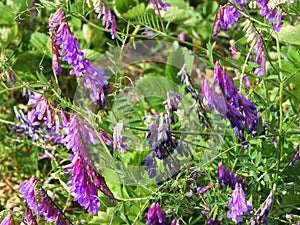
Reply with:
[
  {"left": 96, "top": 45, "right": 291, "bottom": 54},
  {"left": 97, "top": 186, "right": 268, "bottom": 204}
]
[
  {"left": 63, "top": 115, "right": 114, "bottom": 213},
  {"left": 250, "top": 190, "right": 273, "bottom": 225},
  {"left": 86, "top": 0, "right": 117, "bottom": 39},
  {"left": 146, "top": 203, "right": 167, "bottom": 225},
  {"left": 218, "top": 162, "right": 245, "bottom": 189},
  {"left": 164, "top": 91, "right": 182, "bottom": 124},
  {"left": 292, "top": 147, "right": 300, "bottom": 167},
  {"left": 146, "top": 0, "right": 170, "bottom": 14},
  {"left": 213, "top": 5, "right": 242, "bottom": 37},
  {"left": 197, "top": 183, "right": 214, "bottom": 194},
  {"left": 0, "top": 214, "right": 14, "bottom": 225},
  {"left": 113, "top": 121, "right": 129, "bottom": 154},
  {"left": 227, "top": 183, "right": 252, "bottom": 223},
  {"left": 20, "top": 176, "right": 70, "bottom": 224},
  {"left": 49, "top": 8, "right": 110, "bottom": 105}
]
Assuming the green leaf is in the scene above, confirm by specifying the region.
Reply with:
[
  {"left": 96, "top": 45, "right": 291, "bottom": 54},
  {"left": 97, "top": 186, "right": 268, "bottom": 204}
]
[
  {"left": 114, "top": 0, "right": 137, "bottom": 16},
  {"left": 277, "top": 24, "right": 300, "bottom": 45},
  {"left": 122, "top": 3, "right": 145, "bottom": 19},
  {"left": 0, "top": 25, "right": 18, "bottom": 49},
  {"left": 30, "top": 32, "right": 51, "bottom": 55}
]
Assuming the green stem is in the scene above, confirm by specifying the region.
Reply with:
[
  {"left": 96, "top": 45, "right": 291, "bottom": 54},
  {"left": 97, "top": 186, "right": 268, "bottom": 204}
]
[{"left": 273, "top": 33, "right": 284, "bottom": 192}]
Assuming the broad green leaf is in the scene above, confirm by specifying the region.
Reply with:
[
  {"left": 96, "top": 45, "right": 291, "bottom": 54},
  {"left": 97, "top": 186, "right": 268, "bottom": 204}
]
[
  {"left": 30, "top": 32, "right": 51, "bottom": 55},
  {"left": 278, "top": 24, "right": 300, "bottom": 45}
]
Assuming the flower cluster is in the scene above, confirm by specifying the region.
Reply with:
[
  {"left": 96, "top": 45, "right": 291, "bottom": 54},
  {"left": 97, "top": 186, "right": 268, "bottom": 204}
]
[
  {"left": 19, "top": 176, "right": 69, "bottom": 224},
  {"left": 146, "top": 0, "right": 170, "bottom": 14},
  {"left": 213, "top": 1, "right": 293, "bottom": 77},
  {"left": 218, "top": 162, "right": 252, "bottom": 222},
  {"left": 86, "top": 0, "right": 117, "bottom": 39},
  {"left": 63, "top": 115, "right": 114, "bottom": 214},
  {"left": 227, "top": 183, "right": 252, "bottom": 223},
  {"left": 49, "top": 8, "right": 110, "bottom": 105},
  {"left": 146, "top": 203, "right": 167, "bottom": 225},
  {"left": 202, "top": 61, "right": 260, "bottom": 148},
  {"left": 218, "top": 162, "right": 245, "bottom": 189}
]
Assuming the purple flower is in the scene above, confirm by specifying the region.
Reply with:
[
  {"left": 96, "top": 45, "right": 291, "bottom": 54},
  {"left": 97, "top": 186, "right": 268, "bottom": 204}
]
[
  {"left": 20, "top": 177, "right": 70, "bottom": 224},
  {"left": 100, "top": 130, "right": 113, "bottom": 146},
  {"left": 141, "top": 152, "right": 157, "bottom": 178},
  {"left": 273, "top": 8, "right": 283, "bottom": 32},
  {"left": 201, "top": 80, "right": 214, "bottom": 111},
  {"left": 213, "top": 5, "right": 242, "bottom": 36},
  {"left": 189, "top": 189, "right": 194, "bottom": 200},
  {"left": 86, "top": 1, "right": 117, "bottom": 39},
  {"left": 250, "top": 190, "right": 273, "bottom": 225},
  {"left": 227, "top": 183, "right": 252, "bottom": 223},
  {"left": 49, "top": 8, "right": 110, "bottom": 105},
  {"left": 24, "top": 201, "right": 38, "bottom": 225},
  {"left": 146, "top": 203, "right": 167, "bottom": 225},
  {"left": 63, "top": 115, "right": 114, "bottom": 213},
  {"left": 38, "top": 189, "right": 69, "bottom": 224},
  {"left": 113, "top": 121, "right": 129, "bottom": 154},
  {"left": 144, "top": 113, "right": 175, "bottom": 160},
  {"left": 197, "top": 183, "right": 214, "bottom": 194},
  {"left": 146, "top": 0, "right": 170, "bottom": 14},
  {"left": 208, "top": 217, "right": 221, "bottom": 225},
  {"left": 164, "top": 91, "right": 182, "bottom": 124},
  {"left": 171, "top": 219, "right": 180, "bottom": 225},
  {"left": 292, "top": 147, "right": 300, "bottom": 167},
  {"left": 218, "top": 162, "right": 245, "bottom": 189},
  {"left": 19, "top": 176, "right": 39, "bottom": 214},
  {"left": 0, "top": 214, "right": 14, "bottom": 225}
]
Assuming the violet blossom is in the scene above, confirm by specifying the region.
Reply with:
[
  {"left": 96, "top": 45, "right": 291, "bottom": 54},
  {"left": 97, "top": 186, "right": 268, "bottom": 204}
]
[
  {"left": 146, "top": 203, "right": 167, "bottom": 225},
  {"left": 146, "top": 0, "right": 170, "bottom": 14},
  {"left": 0, "top": 214, "right": 14, "bottom": 225},
  {"left": 218, "top": 162, "right": 245, "bottom": 189},
  {"left": 292, "top": 147, "right": 300, "bottom": 167},
  {"left": 227, "top": 183, "right": 252, "bottom": 223},
  {"left": 203, "top": 62, "right": 260, "bottom": 147},
  {"left": 49, "top": 8, "right": 110, "bottom": 105},
  {"left": 20, "top": 176, "right": 70, "bottom": 224},
  {"left": 164, "top": 91, "right": 182, "bottom": 124},
  {"left": 197, "top": 183, "right": 214, "bottom": 194},
  {"left": 63, "top": 115, "right": 114, "bottom": 213},
  {"left": 250, "top": 190, "right": 273, "bottom": 225},
  {"left": 213, "top": 5, "right": 242, "bottom": 37},
  {"left": 86, "top": 0, "right": 117, "bottom": 39},
  {"left": 113, "top": 121, "right": 129, "bottom": 154}
]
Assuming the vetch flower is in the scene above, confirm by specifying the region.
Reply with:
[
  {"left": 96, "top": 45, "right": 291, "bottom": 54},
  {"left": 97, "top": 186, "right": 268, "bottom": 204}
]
[
  {"left": 218, "top": 162, "right": 245, "bottom": 189},
  {"left": 86, "top": 0, "right": 117, "bottom": 39},
  {"left": 197, "top": 183, "right": 214, "bottom": 194},
  {"left": 49, "top": 8, "right": 110, "bottom": 105},
  {"left": 113, "top": 121, "right": 129, "bottom": 154},
  {"left": 0, "top": 214, "right": 14, "bottom": 225},
  {"left": 164, "top": 91, "right": 182, "bottom": 124},
  {"left": 171, "top": 219, "right": 180, "bottom": 225},
  {"left": 63, "top": 115, "right": 114, "bottom": 213},
  {"left": 146, "top": 203, "right": 167, "bottom": 225},
  {"left": 213, "top": 5, "right": 242, "bottom": 37},
  {"left": 19, "top": 176, "right": 39, "bottom": 214},
  {"left": 250, "top": 190, "right": 273, "bottom": 225},
  {"left": 273, "top": 8, "right": 283, "bottom": 32},
  {"left": 227, "top": 183, "right": 252, "bottom": 223},
  {"left": 292, "top": 147, "right": 300, "bottom": 167},
  {"left": 20, "top": 176, "right": 70, "bottom": 224},
  {"left": 146, "top": 0, "right": 170, "bottom": 14},
  {"left": 24, "top": 202, "right": 38, "bottom": 225}
]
